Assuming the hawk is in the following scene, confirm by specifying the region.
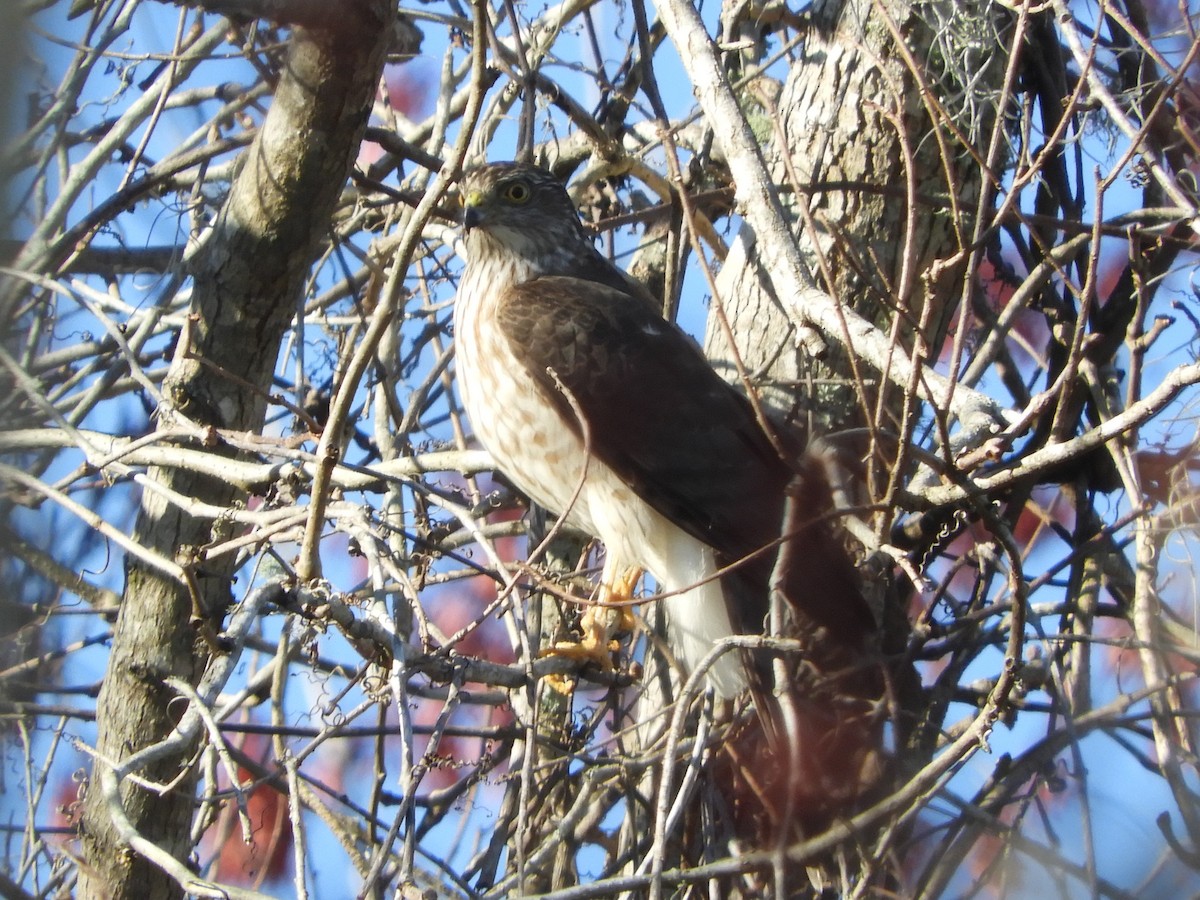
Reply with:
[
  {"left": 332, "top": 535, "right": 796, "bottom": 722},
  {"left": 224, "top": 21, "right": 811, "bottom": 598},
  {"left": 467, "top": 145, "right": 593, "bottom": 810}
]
[{"left": 452, "top": 162, "right": 873, "bottom": 701}]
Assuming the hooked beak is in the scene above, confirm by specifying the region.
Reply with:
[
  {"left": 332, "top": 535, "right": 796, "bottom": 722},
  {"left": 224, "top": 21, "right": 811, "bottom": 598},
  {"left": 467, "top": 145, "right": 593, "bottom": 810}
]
[
  {"left": 462, "top": 205, "right": 484, "bottom": 231},
  {"left": 462, "top": 190, "right": 486, "bottom": 231}
]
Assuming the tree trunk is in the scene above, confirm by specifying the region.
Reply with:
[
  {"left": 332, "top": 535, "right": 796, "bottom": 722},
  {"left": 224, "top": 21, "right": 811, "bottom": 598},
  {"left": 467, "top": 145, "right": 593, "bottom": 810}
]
[
  {"left": 695, "top": 0, "right": 1011, "bottom": 889},
  {"left": 79, "top": 7, "right": 395, "bottom": 897},
  {"left": 709, "top": 0, "right": 1008, "bottom": 448}
]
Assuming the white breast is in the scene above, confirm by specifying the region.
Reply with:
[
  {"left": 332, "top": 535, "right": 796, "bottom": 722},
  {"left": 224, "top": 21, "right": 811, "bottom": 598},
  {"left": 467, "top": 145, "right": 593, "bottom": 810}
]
[{"left": 454, "top": 262, "right": 599, "bottom": 533}]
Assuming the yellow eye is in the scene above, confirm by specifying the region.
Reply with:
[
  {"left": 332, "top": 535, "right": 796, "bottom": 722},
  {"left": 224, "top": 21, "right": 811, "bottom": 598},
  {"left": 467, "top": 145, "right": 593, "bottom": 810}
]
[{"left": 503, "top": 181, "right": 531, "bottom": 204}]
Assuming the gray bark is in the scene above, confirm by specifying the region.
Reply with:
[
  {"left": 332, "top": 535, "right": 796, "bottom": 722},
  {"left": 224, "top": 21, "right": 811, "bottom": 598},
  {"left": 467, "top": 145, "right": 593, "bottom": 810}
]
[
  {"left": 660, "top": 0, "right": 1013, "bottom": 889},
  {"left": 708, "top": 0, "right": 1009, "bottom": 447},
  {"left": 79, "top": 5, "right": 396, "bottom": 897}
]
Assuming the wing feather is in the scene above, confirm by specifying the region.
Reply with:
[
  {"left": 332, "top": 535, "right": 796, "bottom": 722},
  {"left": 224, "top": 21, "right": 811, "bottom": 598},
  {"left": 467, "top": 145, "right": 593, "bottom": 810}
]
[
  {"left": 496, "top": 277, "right": 786, "bottom": 574},
  {"left": 495, "top": 273, "right": 875, "bottom": 646}
]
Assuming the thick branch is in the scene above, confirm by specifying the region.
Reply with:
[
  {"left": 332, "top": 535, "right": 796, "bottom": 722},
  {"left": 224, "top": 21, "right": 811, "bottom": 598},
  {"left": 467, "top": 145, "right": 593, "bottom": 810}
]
[
  {"left": 78, "top": 5, "right": 396, "bottom": 898},
  {"left": 0, "top": 428, "right": 493, "bottom": 491}
]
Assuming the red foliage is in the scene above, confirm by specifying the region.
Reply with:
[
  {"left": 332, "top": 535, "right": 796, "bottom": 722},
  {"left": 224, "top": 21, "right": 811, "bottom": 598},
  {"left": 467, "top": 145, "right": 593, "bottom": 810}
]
[
  {"left": 1137, "top": 446, "right": 1200, "bottom": 521},
  {"left": 204, "top": 737, "right": 293, "bottom": 888},
  {"left": 384, "top": 61, "right": 436, "bottom": 120},
  {"left": 359, "top": 60, "right": 437, "bottom": 167}
]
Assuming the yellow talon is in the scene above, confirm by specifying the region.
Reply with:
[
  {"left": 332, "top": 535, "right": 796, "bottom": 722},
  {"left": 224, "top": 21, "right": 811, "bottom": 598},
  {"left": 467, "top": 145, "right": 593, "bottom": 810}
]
[{"left": 541, "top": 565, "right": 642, "bottom": 693}]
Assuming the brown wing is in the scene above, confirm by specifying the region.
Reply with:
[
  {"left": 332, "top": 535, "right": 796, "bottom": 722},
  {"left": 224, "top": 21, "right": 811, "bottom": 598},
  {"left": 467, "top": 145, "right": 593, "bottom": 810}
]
[
  {"left": 495, "top": 275, "right": 877, "bottom": 644},
  {"left": 496, "top": 276, "right": 788, "bottom": 563}
]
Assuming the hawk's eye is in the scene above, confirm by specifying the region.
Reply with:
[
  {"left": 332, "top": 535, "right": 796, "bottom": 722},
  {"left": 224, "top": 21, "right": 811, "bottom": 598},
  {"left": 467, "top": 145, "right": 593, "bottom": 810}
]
[{"left": 503, "top": 181, "right": 531, "bottom": 204}]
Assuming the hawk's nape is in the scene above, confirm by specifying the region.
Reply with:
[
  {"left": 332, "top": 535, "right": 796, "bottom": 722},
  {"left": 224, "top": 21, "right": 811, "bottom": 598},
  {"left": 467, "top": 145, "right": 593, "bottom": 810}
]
[{"left": 452, "top": 162, "right": 879, "bottom": 738}]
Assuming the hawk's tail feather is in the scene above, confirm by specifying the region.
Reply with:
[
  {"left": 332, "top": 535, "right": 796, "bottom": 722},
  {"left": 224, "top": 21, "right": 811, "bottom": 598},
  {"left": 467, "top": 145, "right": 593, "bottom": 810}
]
[{"left": 719, "top": 450, "right": 891, "bottom": 834}]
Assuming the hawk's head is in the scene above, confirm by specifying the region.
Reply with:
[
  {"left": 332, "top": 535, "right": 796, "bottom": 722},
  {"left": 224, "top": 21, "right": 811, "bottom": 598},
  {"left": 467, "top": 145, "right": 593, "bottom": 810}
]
[{"left": 459, "top": 163, "right": 592, "bottom": 269}]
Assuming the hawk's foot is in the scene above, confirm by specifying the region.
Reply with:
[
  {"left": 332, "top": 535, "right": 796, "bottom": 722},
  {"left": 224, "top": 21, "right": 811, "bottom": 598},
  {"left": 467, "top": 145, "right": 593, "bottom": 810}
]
[
  {"left": 598, "top": 565, "right": 643, "bottom": 611},
  {"left": 541, "top": 566, "right": 642, "bottom": 694}
]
